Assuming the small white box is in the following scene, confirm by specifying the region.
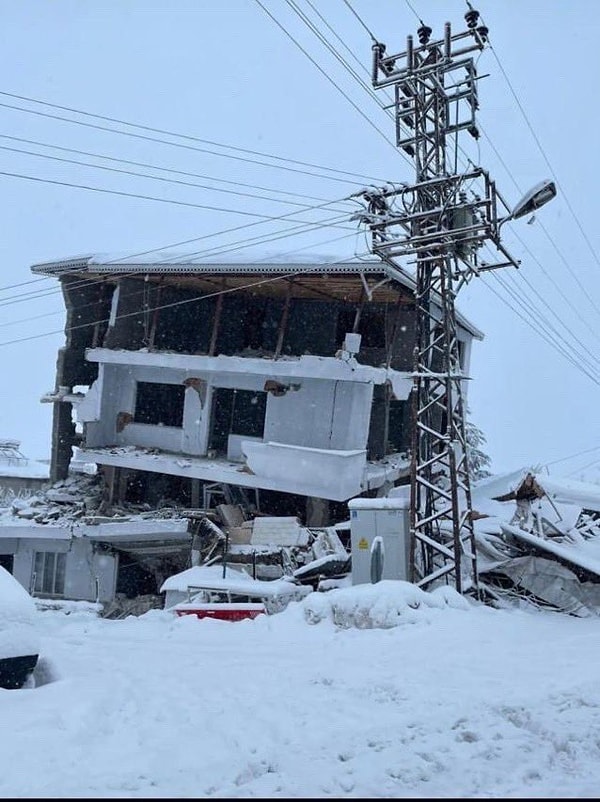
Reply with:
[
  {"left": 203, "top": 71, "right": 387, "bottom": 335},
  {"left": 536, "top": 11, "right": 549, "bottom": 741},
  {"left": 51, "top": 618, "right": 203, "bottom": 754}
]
[{"left": 343, "top": 332, "right": 362, "bottom": 355}]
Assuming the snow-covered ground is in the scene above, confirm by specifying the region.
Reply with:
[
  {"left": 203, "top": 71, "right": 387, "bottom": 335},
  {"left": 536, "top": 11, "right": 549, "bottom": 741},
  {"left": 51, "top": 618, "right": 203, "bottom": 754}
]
[{"left": 3, "top": 582, "right": 600, "bottom": 798}]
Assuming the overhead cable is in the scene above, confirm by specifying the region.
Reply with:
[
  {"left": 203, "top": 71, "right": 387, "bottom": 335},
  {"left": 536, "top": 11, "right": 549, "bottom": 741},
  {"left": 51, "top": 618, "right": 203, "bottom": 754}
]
[{"left": 0, "top": 93, "right": 387, "bottom": 185}]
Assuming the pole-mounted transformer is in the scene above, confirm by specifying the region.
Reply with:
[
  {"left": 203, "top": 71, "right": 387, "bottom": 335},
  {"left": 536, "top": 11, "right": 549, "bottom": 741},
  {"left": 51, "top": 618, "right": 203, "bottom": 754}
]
[{"left": 354, "top": 7, "right": 526, "bottom": 595}]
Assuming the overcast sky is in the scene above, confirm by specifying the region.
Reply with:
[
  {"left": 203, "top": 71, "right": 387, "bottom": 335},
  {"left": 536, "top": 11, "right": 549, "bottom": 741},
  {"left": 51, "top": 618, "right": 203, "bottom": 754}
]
[{"left": 0, "top": 0, "right": 598, "bottom": 480}]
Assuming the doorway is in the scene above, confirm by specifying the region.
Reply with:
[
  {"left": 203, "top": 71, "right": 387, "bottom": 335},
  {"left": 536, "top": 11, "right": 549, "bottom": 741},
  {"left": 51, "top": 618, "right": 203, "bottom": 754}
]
[{"left": 208, "top": 388, "right": 267, "bottom": 455}]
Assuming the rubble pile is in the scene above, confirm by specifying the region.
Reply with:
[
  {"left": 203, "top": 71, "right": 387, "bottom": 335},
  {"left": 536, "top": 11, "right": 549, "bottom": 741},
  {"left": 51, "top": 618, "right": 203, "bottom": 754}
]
[
  {"left": 6, "top": 461, "right": 600, "bottom": 620},
  {"left": 2, "top": 474, "right": 192, "bottom": 527},
  {"left": 189, "top": 504, "right": 350, "bottom": 587},
  {"left": 472, "top": 469, "right": 600, "bottom": 616}
]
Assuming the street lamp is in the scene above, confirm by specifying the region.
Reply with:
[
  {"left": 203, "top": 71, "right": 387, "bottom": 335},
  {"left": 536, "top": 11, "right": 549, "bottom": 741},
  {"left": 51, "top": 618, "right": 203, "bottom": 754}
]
[{"left": 499, "top": 179, "right": 557, "bottom": 229}]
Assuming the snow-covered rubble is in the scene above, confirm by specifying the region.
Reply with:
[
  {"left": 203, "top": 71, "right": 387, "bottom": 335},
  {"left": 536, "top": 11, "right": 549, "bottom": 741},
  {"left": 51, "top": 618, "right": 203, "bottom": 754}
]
[
  {"left": 0, "top": 473, "right": 188, "bottom": 528},
  {"left": 471, "top": 469, "right": 600, "bottom": 614}
]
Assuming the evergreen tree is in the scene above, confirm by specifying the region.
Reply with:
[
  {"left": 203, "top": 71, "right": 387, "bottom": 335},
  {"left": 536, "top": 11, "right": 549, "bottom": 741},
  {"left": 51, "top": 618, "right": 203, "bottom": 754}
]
[{"left": 465, "top": 414, "right": 492, "bottom": 481}]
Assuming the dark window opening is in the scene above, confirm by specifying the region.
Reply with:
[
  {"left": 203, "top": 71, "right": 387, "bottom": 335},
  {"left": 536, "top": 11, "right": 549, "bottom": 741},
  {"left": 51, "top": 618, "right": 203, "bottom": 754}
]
[
  {"left": 335, "top": 303, "right": 393, "bottom": 368},
  {"left": 367, "top": 389, "right": 410, "bottom": 459},
  {"left": 123, "top": 470, "right": 194, "bottom": 508},
  {"left": 336, "top": 306, "right": 359, "bottom": 344},
  {"left": 0, "top": 554, "right": 14, "bottom": 574},
  {"left": 241, "top": 299, "right": 267, "bottom": 351},
  {"left": 357, "top": 305, "right": 388, "bottom": 348},
  {"left": 387, "top": 399, "right": 410, "bottom": 454},
  {"left": 209, "top": 388, "right": 266, "bottom": 454},
  {"left": 367, "top": 384, "right": 388, "bottom": 460},
  {"left": 116, "top": 554, "right": 158, "bottom": 598},
  {"left": 134, "top": 382, "right": 185, "bottom": 427},
  {"left": 336, "top": 303, "right": 388, "bottom": 349}
]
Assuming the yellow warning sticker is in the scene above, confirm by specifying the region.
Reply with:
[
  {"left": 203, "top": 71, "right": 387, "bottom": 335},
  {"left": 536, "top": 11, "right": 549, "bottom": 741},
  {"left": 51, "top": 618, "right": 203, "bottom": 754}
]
[{"left": 358, "top": 537, "right": 369, "bottom": 550}]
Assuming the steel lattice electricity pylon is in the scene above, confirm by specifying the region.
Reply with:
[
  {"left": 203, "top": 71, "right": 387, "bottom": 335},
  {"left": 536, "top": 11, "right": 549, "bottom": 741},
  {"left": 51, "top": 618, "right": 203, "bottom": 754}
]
[{"left": 355, "top": 7, "right": 523, "bottom": 594}]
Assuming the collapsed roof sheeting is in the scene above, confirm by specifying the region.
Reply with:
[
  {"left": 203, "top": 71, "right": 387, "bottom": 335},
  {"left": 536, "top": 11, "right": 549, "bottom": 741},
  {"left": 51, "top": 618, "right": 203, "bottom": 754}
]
[
  {"left": 468, "top": 468, "right": 600, "bottom": 614},
  {"left": 482, "top": 555, "right": 600, "bottom": 617}
]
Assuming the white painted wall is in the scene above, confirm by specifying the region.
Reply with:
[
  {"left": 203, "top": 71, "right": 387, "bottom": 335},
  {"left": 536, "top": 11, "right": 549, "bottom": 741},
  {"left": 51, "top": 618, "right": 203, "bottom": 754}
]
[
  {"left": 9, "top": 537, "right": 117, "bottom": 603},
  {"left": 83, "top": 361, "right": 376, "bottom": 457},
  {"left": 264, "top": 379, "right": 373, "bottom": 451}
]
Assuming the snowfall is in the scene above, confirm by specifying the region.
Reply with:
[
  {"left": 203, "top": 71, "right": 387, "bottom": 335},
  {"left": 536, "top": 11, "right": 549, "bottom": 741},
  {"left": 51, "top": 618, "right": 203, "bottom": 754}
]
[{"left": 3, "top": 574, "right": 600, "bottom": 799}]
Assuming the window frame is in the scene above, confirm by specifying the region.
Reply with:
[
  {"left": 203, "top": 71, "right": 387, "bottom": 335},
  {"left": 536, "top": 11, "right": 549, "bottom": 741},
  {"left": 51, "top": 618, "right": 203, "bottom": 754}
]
[{"left": 32, "top": 551, "right": 66, "bottom": 597}]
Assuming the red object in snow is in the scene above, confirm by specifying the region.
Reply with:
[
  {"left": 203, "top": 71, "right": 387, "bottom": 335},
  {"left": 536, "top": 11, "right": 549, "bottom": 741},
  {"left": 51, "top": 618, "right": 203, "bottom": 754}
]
[{"left": 174, "top": 602, "right": 266, "bottom": 621}]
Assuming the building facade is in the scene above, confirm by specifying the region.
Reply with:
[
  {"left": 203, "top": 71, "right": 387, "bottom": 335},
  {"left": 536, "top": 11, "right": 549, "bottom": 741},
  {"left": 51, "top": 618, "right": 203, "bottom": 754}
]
[{"left": 33, "top": 254, "right": 482, "bottom": 525}]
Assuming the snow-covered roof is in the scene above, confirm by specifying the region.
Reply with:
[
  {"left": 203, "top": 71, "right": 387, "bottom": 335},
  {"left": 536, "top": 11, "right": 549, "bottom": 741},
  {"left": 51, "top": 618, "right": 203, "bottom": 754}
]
[
  {"left": 0, "top": 461, "right": 49, "bottom": 480},
  {"left": 0, "top": 439, "right": 49, "bottom": 480},
  {"left": 501, "top": 522, "right": 600, "bottom": 577},
  {"left": 160, "top": 564, "right": 311, "bottom": 603},
  {"left": 160, "top": 565, "right": 252, "bottom": 593},
  {"left": 31, "top": 251, "right": 383, "bottom": 275}
]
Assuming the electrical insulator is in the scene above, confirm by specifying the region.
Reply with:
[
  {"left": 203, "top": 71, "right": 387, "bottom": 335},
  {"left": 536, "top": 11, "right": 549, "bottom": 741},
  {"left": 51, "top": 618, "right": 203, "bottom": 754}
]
[
  {"left": 417, "top": 24, "right": 432, "bottom": 45},
  {"left": 464, "top": 8, "right": 479, "bottom": 28},
  {"left": 477, "top": 25, "right": 489, "bottom": 42}
]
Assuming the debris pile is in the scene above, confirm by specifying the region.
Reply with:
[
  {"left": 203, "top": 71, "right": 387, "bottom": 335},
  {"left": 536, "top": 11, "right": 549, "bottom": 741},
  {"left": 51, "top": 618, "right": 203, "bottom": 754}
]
[
  {"left": 187, "top": 503, "right": 350, "bottom": 587},
  {"left": 2, "top": 474, "right": 191, "bottom": 527},
  {"left": 6, "top": 460, "right": 600, "bottom": 620},
  {"left": 471, "top": 469, "right": 600, "bottom": 615}
]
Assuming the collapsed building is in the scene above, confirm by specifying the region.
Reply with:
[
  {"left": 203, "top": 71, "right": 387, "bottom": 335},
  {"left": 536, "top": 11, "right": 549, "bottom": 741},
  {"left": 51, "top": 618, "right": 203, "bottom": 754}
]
[
  {"left": 33, "top": 252, "right": 482, "bottom": 525},
  {"left": 471, "top": 469, "right": 600, "bottom": 615},
  {"left": 7, "top": 250, "right": 600, "bottom": 615}
]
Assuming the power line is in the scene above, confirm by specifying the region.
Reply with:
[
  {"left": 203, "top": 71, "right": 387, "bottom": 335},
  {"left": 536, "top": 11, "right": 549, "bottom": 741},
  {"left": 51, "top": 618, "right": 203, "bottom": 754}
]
[
  {"left": 500, "top": 269, "right": 599, "bottom": 377},
  {"left": 309, "top": 0, "right": 375, "bottom": 77},
  {"left": 253, "top": 0, "right": 399, "bottom": 153},
  {"left": 338, "top": 3, "right": 599, "bottom": 381},
  {"left": 0, "top": 211, "right": 352, "bottom": 307},
  {"left": 294, "top": 0, "right": 600, "bottom": 385},
  {"left": 565, "top": 457, "right": 600, "bottom": 479},
  {"left": 485, "top": 271, "right": 600, "bottom": 386},
  {"left": 476, "top": 242, "right": 600, "bottom": 379},
  {"left": 0, "top": 198, "right": 350, "bottom": 297},
  {"left": 289, "top": 0, "right": 600, "bottom": 387},
  {"left": 474, "top": 7, "right": 600, "bottom": 291},
  {"left": 393, "top": 3, "right": 600, "bottom": 368},
  {"left": 543, "top": 444, "right": 600, "bottom": 468},
  {"left": 164, "top": 213, "right": 354, "bottom": 263},
  {"left": 0, "top": 141, "right": 352, "bottom": 213},
  {"left": 287, "top": 0, "right": 379, "bottom": 102},
  {"left": 279, "top": 0, "right": 418, "bottom": 181},
  {"left": 0, "top": 93, "right": 387, "bottom": 186},
  {"left": 480, "top": 124, "right": 600, "bottom": 335},
  {"left": 402, "top": 0, "right": 423, "bottom": 25},
  {"left": 92, "top": 198, "right": 354, "bottom": 269},
  {"left": 398, "top": 0, "right": 600, "bottom": 350},
  {"left": 0, "top": 133, "right": 340, "bottom": 205},
  {"left": 340, "top": 0, "right": 378, "bottom": 42},
  {"left": 0, "top": 168, "right": 354, "bottom": 226}
]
